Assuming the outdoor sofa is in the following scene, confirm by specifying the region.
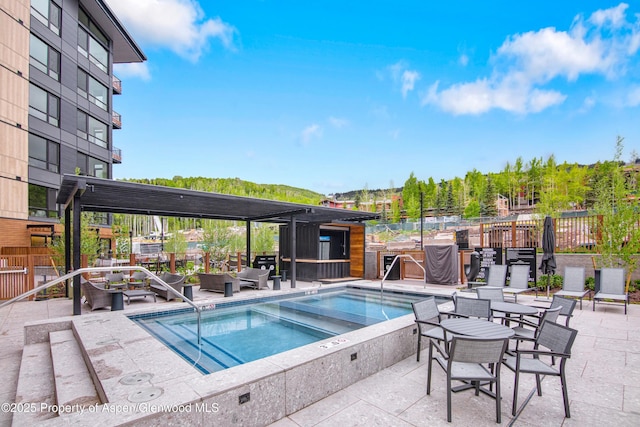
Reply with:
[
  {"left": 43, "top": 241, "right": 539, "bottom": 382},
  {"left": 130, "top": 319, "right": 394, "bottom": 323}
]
[
  {"left": 198, "top": 273, "right": 240, "bottom": 293},
  {"left": 236, "top": 267, "right": 271, "bottom": 289},
  {"left": 149, "top": 272, "right": 187, "bottom": 301}
]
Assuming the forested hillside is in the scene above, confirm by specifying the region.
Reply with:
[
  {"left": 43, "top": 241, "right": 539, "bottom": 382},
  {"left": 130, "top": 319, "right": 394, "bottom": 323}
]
[{"left": 121, "top": 176, "right": 324, "bottom": 205}]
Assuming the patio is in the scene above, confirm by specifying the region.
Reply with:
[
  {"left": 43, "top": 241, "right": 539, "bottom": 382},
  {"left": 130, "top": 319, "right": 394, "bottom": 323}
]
[{"left": 1, "top": 279, "right": 638, "bottom": 426}]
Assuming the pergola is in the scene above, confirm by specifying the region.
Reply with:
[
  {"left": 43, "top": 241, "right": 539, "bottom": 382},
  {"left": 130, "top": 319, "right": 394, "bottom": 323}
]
[{"left": 56, "top": 175, "right": 379, "bottom": 314}]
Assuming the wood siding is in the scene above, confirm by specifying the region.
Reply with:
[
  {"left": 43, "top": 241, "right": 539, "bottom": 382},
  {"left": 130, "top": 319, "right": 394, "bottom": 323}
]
[{"left": 349, "top": 225, "right": 364, "bottom": 277}]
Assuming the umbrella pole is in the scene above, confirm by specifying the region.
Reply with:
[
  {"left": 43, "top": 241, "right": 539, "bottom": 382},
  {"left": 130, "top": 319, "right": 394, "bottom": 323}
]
[{"left": 547, "top": 272, "right": 551, "bottom": 299}]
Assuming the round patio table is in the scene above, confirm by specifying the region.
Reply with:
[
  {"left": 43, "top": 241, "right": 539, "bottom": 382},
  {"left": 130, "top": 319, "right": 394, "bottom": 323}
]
[
  {"left": 491, "top": 302, "right": 538, "bottom": 326},
  {"left": 441, "top": 318, "right": 514, "bottom": 339}
]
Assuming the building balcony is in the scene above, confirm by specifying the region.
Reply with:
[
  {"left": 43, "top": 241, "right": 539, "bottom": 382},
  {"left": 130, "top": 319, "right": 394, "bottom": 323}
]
[
  {"left": 112, "top": 75, "right": 122, "bottom": 94},
  {"left": 112, "top": 147, "right": 122, "bottom": 164},
  {"left": 112, "top": 111, "right": 122, "bottom": 129}
]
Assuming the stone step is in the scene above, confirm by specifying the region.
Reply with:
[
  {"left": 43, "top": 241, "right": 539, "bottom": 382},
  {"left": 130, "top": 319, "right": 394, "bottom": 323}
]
[
  {"left": 49, "top": 329, "right": 101, "bottom": 409},
  {"left": 13, "top": 342, "right": 57, "bottom": 426}
]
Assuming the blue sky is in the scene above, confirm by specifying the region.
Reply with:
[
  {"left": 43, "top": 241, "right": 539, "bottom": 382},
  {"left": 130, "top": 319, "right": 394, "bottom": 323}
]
[{"left": 106, "top": 0, "right": 640, "bottom": 196}]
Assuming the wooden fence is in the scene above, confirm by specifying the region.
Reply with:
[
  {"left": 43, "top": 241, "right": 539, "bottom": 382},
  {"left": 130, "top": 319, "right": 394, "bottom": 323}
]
[{"left": 480, "top": 215, "right": 604, "bottom": 252}]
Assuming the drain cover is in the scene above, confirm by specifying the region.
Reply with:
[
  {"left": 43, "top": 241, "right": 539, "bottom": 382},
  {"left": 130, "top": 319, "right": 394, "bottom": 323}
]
[
  {"left": 120, "top": 372, "right": 153, "bottom": 385},
  {"left": 96, "top": 338, "right": 120, "bottom": 346},
  {"left": 128, "top": 387, "right": 163, "bottom": 403}
]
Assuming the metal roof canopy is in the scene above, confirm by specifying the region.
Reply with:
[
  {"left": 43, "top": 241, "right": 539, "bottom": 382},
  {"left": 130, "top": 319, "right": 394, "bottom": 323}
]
[{"left": 57, "top": 175, "right": 379, "bottom": 224}]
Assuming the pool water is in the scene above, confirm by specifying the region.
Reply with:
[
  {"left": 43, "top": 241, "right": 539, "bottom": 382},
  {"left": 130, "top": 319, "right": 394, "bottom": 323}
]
[{"left": 131, "top": 287, "right": 429, "bottom": 374}]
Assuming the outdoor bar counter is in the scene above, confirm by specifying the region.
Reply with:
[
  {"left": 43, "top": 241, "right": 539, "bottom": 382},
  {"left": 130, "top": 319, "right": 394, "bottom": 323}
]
[{"left": 281, "top": 258, "right": 351, "bottom": 281}]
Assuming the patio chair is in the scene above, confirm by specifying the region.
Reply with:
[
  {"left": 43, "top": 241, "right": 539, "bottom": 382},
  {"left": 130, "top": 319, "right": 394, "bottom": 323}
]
[
  {"left": 427, "top": 335, "right": 509, "bottom": 423},
  {"left": 449, "top": 296, "right": 492, "bottom": 321},
  {"left": 150, "top": 272, "right": 187, "bottom": 301},
  {"left": 503, "top": 321, "right": 579, "bottom": 418},
  {"left": 532, "top": 295, "right": 577, "bottom": 327},
  {"left": 511, "top": 305, "right": 562, "bottom": 343},
  {"left": 130, "top": 271, "right": 148, "bottom": 289},
  {"left": 105, "top": 272, "right": 127, "bottom": 289},
  {"left": 593, "top": 268, "right": 628, "bottom": 315},
  {"left": 555, "top": 266, "right": 588, "bottom": 310},
  {"left": 503, "top": 264, "right": 533, "bottom": 303},
  {"left": 80, "top": 279, "right": 111, "bottom": 311},
  {"left": 476, "top": 287, "right": 506, "bottom": 323},
  {"left": 412, "top": 297, "right": 450, "bottom": 362},
  {"left": 468, "top": 264, "right": 507, "bottom": 289}
]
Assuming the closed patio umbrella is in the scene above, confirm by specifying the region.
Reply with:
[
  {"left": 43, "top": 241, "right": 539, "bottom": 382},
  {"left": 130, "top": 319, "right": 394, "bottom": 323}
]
[{"left": 539, "top": 216, "right": 556, "bottom": 299}]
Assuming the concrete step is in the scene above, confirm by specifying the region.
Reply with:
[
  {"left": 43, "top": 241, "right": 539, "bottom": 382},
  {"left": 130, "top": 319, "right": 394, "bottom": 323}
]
[
  {"left": 49, "top": 329, "right": 100, "bottom": 409},
  {"left": 13, "top": 342, "right": 57, "bottom": 426}
]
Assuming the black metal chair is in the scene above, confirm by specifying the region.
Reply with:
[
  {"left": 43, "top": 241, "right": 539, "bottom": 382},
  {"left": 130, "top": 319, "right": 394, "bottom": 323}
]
[
  {"left": 503, "top": 321, "right": 578, "bottom": 418},
  {"left": 412, "top": 297, "right": 450, "bottom": 362},
  {"left": 428, "top": 335, "right": 509, "bottom": 423},
  {"left": 449, "top": 295, "right": 492, "bottom": 321}
]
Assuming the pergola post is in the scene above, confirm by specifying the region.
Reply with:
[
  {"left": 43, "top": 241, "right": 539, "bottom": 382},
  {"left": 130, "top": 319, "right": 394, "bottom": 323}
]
[
  {"left": 72, "top": 194, "right": 82, "bottom": 315},
  {"left": 246, "top": 221, "right": 251, "bottom": 269},
  {"left": 64, "top": 206, "right": 71, "bottom": 297},
  {"left": 290, "top": 215, "right": 296, "bottom": 288}
]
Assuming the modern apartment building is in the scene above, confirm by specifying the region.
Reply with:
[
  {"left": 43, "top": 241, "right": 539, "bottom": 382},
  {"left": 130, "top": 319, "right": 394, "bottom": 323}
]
[{"left": 0, "top": 0, "right": 145, "bottom": 251}]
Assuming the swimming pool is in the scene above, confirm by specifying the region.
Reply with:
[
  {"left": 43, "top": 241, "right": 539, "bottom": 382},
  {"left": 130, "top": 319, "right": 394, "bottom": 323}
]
[{"left": 130, "top": 287, "right": 433, "bottom": 374}]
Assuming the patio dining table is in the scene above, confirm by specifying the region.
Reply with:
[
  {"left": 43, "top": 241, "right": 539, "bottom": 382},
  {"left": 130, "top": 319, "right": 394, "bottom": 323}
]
[
  {"left": 491, "top": 301, "right": 538, "bottom": 326},
  {"left": 441, "top": 317, "right": 515, "bottom": 339}
]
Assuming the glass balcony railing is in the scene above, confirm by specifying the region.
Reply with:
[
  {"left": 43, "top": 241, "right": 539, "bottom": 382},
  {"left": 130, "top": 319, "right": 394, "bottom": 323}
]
[
  {"left": 112, "top": 147, "right": 122, "bottom": 164},
  {"left": 112, "top": 75, "right": 122, "bottom": 94},
  {"left": 112, "top": 111, "right": 122, "bottom": 129}
]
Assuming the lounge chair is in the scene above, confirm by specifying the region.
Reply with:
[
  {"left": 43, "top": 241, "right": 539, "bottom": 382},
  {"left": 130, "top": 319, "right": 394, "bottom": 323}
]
[
  {"left": 198, "top": 273, "right": 240, "bottom": 293},
  {"left": 236, "top": 267, "right": 270, "bottom": 289},
  {"left": 80, "top": 279, "right": 111, "bottom": 311},
  {"left": 555, "top": 266, "right": 589, "bottom": 309},
  {"left": 150, "top": 272, "right": 187, "bottom": 301},
  {"left": 593, "top": 267, "right": 628, "bottom": 314}
]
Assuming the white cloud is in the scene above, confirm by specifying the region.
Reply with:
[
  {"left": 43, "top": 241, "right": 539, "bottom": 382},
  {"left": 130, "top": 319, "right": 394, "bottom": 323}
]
[
  {"left": 579, "top": 95, "right": 597, "bottom": 112},
  {"left": 459, "top": 54, "right": 469, "bottom": 67},
  {"left": 423, "top": 3, "right": 640, "bottom": 115},
  {"left": 387, "top": 61, "right": 420, "bottom": 98},
  {"left": 105, "top": 0, "right": 236, "bottom": 62},
  {"left": 113, "top": 62, "right": 151, "bottom": 81},
  {"left": 328, "top": 116, "right": 349, "bottom": 128},
  {"left": 401, "top": 70, "right": 420, "bottom": 98},
  {"left": 627, "top": 86, "right": 640, "bottom": 106},
  {"left": 300, "top": 124, "right": 322, "bottom": 145}
]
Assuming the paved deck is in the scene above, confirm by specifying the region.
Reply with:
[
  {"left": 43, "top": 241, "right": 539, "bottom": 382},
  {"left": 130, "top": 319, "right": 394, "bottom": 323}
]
[{"left": 1, "top": 279, "right": 638, "bottom": 426}]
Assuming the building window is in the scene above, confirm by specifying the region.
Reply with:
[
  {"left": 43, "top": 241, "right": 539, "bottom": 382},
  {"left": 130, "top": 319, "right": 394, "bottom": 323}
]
[
  {"left": 29, "top": 83, "right": 59, "bottom": 126},
  {"left": 28, "top": 133, "right": 59, "bottom": 173},
  {"left": 31, "top": 0, "right": 61, "bottom": 35},
  {"left": 77, "top": 152, "right": 108, "bottom": 179},
  {"left": 29, "top": 34, "right": 60, "bottom": 80},
  {"left": 77, "top": 69, "right": 108, "bottom": 111},
  {"left": 28, "top": 184, "right": 58, "bottom": 218},
  {"left": 78, "top": 8, "right": 109, "bottom": 73},
  {"left": 78, "top": 28, "right": 109, "bottom": 73},
  {"left": 77, "top": 110, "right": 108, "bottom": 148}
]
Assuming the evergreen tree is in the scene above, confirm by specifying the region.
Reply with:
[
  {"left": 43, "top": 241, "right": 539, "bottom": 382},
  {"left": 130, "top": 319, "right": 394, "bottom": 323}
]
[{"left": 482, "top": 176, "right": 498, "bottom": 217}]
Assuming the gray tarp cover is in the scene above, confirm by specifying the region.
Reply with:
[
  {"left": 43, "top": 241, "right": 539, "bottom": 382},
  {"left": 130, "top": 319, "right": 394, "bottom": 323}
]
[{"left": 424, "top": 245, "right": 459, "bottom": 285}]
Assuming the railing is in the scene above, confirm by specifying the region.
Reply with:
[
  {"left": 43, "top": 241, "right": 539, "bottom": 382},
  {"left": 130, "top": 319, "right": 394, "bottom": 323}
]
[
  {"left": 112, "top": 75, "right": 122, "bottom": 94},
  {"left": 112, "top": 111, "right": 122, "bottom": 129},
  {"left": 112, "top": 147, "right": 122, "bottom": 163},
  {"left": 380, "top": 254, "right": 426, "bottom": 296},
  {"left": 480, "top": 215, "right": 604, "bottom": 252},
  {"left": 0, "top": 266, "right": 202, "bottom": 346}
]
